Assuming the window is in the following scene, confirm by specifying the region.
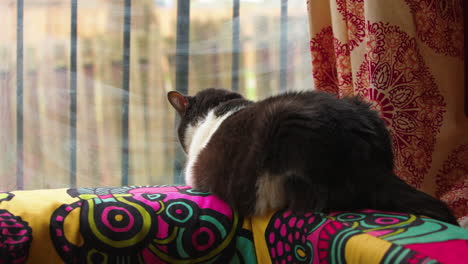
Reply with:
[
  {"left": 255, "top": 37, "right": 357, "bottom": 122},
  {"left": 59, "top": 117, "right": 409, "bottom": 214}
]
[{"left": 0, "top": 0, "right": 312, "bottom": 190}]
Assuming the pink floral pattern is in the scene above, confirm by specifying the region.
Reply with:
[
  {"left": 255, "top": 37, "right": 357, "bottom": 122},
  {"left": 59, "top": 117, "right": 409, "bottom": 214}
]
[
  {"left": 310, "top": 27, "right": 353, "bottom": 97},
  {"left": 336, "top": 0, "right": 365, "bottom": 50},
  {"left": 435, "top": 144, "right": 468, "bottom": 220},
  {"left": 355, "top": 22, "right": 446, "bottom": 187},
  {"left": 405, "top": 0, "right": 464, "bottom": 58}
]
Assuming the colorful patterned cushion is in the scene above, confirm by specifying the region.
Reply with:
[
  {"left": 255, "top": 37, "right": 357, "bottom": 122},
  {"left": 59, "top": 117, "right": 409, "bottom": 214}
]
[{"left": 0, "top": 186, "right": 467, "bottom": 263}]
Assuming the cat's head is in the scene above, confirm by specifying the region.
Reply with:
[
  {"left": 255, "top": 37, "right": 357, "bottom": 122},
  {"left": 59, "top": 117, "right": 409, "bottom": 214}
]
[{"left": 167, "top": 88, "right": 245, "bottom": 152}]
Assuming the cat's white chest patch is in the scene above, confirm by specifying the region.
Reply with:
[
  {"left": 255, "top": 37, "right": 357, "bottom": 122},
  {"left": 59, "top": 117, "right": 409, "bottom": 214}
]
[{"left": 184, "top": 109, "right": 235, "bottom": 186}]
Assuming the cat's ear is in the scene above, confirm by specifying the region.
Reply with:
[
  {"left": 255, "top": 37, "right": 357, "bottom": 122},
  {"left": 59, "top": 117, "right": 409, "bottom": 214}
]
[{"left": 167, "top": 91, "right": 189, "bottom": 115}]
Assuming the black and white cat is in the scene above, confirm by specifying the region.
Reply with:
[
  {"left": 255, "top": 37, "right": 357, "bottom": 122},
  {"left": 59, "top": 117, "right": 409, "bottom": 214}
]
[{"left": 167, "top": 88, "right": 458, "bottom": 225}]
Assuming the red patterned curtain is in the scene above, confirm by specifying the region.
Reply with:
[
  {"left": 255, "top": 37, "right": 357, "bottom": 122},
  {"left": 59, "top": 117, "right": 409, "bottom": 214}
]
[{"left": 307, "top": 0, "right": 467, "bottom": 226}]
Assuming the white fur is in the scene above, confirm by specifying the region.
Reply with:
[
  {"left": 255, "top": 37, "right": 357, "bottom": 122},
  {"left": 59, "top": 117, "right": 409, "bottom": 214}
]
[
  {"left": 255, "top": 173, "right": 286, "bottom": 215},
  {"left": 184, "top": 124, "right": 195, "bottom": 151},
  {"left": 184, "top": 109, "right": 239, "bottom": 186}
]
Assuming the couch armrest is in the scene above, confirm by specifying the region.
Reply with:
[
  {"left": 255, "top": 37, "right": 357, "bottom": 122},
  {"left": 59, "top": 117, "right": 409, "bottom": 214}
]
[{"left": 1, "top": 186, "right": 467, "bottom": 263}]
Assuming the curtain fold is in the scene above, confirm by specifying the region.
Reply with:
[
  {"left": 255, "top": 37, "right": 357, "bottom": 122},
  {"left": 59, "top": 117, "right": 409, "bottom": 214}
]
[{"left": 307, "top": 0, "right": 467, "bottom": 226}]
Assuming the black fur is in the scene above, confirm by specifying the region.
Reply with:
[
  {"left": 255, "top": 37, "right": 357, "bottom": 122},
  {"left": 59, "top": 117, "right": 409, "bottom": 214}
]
[{"left": 169, "top": 88, "right": 459, "bottom": 225}]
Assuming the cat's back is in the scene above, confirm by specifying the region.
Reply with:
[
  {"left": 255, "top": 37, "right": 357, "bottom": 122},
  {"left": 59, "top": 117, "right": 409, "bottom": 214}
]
[
  {"left": 246, "top": 91, "right": 371, "bottom": 139},
  {"left": 245, "top": 90, "right": 392, "bottom": 175},
  {"left": 214, "top": 90, "right": 378, "bottom": 149},
  {"left": 254, "top": 91, "right": 370, "bottom": 120}
]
